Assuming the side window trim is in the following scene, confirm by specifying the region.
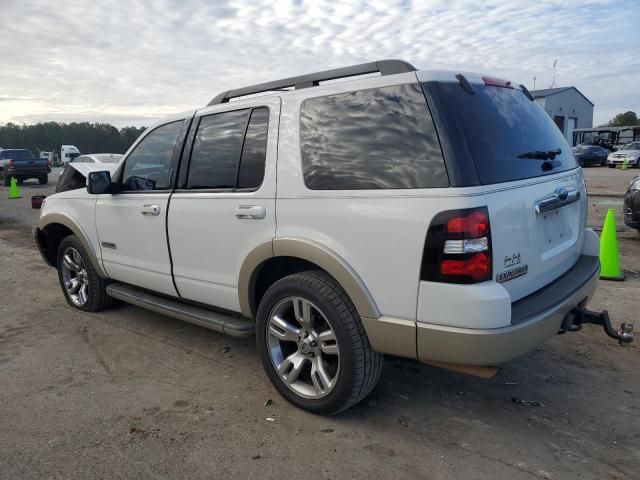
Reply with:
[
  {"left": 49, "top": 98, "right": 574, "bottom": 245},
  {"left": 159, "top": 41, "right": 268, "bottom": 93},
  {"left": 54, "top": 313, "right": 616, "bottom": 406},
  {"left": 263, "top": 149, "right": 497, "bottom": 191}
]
[
  {"left": 177, "top": 105, "right": 270, "bottom": 193},
  {"left": 118, "top": 119, "right": 186, "bottom": 193}
]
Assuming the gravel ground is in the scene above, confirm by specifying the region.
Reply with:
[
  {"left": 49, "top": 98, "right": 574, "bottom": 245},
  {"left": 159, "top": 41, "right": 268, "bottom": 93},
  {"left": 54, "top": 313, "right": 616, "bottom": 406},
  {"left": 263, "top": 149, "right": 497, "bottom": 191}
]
[{"left": 1, "top": 167, "right": 638, "bottom": 479}]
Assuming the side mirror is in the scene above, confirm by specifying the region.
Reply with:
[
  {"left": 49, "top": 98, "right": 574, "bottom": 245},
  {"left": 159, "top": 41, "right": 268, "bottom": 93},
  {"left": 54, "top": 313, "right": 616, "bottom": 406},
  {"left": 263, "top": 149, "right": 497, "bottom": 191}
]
[{"left": 87, "top": 171, "right": 113, "bottom": 194}]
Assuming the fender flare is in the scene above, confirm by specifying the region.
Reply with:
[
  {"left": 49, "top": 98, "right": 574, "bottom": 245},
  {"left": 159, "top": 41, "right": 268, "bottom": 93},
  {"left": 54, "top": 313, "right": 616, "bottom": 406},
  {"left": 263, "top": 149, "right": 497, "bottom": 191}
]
[
  {"left": 238, "top": 237, "right": 380, "bottom": 320},
  {"left": 38, "top": 212, "right": 108, "bottom": 278}
]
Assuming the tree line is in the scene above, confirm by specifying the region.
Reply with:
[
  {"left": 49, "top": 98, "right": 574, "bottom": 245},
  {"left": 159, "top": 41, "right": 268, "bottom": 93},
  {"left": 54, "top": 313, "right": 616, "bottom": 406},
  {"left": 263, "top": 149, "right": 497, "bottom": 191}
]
[{"left": 0, "top": 122, "right": 147, "bottom": 156}]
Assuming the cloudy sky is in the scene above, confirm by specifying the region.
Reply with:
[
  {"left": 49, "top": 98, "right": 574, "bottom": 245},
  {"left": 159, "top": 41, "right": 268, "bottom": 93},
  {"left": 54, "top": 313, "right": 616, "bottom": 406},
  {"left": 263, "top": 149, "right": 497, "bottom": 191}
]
[{"left": 1, "top": 0, "right": 638, "bottom": 127}]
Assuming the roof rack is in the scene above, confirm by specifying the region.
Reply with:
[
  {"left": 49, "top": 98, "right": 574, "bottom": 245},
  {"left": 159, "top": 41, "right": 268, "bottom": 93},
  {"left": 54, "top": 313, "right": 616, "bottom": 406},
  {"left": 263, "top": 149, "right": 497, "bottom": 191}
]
[{"left": 208, "top": 59, "right": 417, "bottom": 106}]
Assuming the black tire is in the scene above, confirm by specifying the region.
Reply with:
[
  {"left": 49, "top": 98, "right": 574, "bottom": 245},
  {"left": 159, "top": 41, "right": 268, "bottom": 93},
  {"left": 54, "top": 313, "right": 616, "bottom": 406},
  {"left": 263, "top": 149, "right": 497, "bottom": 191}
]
[
  {"left": 16, "top": 177, "right": 24, "bottom": 185},
  {"left": 2, "top": 175, "right": 9, "bottom": 187},
  {"left": 57, "top": 235, "right": 112, "bottom": 312},
  {"left": 38, "top": 174, "right": 48, "bottom": 185},
  {"left": 608, "top": 164, "right": 616, "bottom": 168},
  {"left": 577, "top": 159, "right": 584, "bottom": 167},
  {"left": 256, "top": 270, "right": 383, "bottom": 415}
]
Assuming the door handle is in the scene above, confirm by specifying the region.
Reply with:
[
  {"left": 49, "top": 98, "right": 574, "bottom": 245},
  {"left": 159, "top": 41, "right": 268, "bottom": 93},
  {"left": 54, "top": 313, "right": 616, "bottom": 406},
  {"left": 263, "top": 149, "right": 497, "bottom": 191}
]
[
  {"left": 140, "top": 204, "right": 161, "bottom": 216},
  {"left": 235, "top": 205, "right": 266, "bottom": 220},
  {"left": 535, "top": 187, "right": 580, "bottom": 214}
]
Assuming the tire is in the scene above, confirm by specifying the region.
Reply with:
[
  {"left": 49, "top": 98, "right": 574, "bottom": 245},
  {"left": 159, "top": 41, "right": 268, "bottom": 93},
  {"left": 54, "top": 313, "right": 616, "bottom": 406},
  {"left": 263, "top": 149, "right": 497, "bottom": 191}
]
[
  {"left": 38, "top": 174, "right": 48, "bottom": 185},
  {"left": 608, "top": 164, "right": 616, "bottom": 168},
  {"left": 57, "top": 235, "right": 112, "bottom": 312},
  {"left": 16, "top": 177, "right": 24, "bottom": 185},
  {"left": 256, "top": 270, "right": 383, "bottom": 415},
  {"left": 2, "top": 175, "right": 9, "bottom": 187}
]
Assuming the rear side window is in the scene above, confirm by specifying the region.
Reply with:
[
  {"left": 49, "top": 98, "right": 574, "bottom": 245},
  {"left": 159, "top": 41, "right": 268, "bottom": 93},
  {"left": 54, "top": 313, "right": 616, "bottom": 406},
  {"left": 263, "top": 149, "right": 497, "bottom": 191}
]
[
  {"left": 426, "top": 82, "right": 577, "bottom": 185},
  {"left": 300, "top": 83, "right": 448, "bottom": 190},
  {"left": 238, "top": 107, "right": 269, "bottom": 190},
  {"left": 187, "top": 107, "right": 269, "bottom": 190}
]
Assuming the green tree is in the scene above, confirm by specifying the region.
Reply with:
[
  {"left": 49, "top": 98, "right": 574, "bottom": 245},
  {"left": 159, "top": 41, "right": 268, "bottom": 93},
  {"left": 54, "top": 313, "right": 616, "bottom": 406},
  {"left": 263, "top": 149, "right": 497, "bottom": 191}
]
[
  {"left": 0, "top": 122, "right": 147, "bottom": 156},
  {"left": 605, "top": 111, "right": 639, "bottom": 127}
]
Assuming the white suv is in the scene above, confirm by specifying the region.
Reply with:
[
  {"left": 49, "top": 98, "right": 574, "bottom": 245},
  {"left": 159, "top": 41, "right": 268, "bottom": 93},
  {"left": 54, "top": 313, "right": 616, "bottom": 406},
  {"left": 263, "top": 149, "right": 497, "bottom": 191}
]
[{"left": 34, "top": 60, "right": 620, "bottom": 414}]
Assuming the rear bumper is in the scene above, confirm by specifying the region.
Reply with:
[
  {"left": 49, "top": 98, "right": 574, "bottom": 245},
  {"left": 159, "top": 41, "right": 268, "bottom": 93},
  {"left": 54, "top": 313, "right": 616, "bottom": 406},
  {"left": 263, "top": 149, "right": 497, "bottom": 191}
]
[
  {"left": 363, "top": 254, "right": 600, "bottom": 366},
  {"left": 5, "top": 167, "right": 51, "bottom": 177}
]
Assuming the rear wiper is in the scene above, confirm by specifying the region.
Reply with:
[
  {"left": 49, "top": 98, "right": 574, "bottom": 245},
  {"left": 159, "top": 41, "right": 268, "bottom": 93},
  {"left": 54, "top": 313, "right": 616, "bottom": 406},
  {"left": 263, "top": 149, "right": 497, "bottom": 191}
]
[{"left": 517, "top": 148, "right": 562, "bottom": 160}]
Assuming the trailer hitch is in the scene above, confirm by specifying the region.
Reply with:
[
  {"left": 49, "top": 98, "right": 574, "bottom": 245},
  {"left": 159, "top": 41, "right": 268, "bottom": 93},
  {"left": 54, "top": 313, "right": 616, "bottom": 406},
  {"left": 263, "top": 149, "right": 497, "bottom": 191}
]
[{"left": 560, "top": 308, "right": 634, "bottom": 345}]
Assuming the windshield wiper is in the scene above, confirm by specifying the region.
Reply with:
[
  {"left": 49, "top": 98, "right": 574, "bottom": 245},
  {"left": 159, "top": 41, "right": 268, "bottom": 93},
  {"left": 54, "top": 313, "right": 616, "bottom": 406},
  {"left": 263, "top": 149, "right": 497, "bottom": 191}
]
[{"left": 517, "top": 148, "right": 562, "bottom": 160}]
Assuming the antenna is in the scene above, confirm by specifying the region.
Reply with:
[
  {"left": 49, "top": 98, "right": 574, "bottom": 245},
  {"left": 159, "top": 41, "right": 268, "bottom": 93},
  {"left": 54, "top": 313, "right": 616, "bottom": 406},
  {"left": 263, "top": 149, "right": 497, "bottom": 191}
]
[
  {"left": 550, "top": 60, "right": 557, "bottom": 88},
  {"left": 533, "top": 76, "right": 536, "bottom": 91}
]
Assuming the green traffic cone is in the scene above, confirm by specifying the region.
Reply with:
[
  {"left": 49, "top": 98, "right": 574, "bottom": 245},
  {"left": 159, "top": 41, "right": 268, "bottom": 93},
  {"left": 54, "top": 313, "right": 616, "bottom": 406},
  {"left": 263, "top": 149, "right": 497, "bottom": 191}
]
[
  {"left": 599, "top": 208, "right": 624, "bottom": 281},
  {"left": 8, "top": 177, "right": 22, "bottom": 199},
  {"left": 621, "top": 157, "right": 628, "bottom": 170}
]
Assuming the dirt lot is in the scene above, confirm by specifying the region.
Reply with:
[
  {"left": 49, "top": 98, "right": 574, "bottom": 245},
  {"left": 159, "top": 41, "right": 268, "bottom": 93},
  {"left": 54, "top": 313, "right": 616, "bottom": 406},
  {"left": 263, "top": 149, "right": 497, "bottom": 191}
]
[{"left": 1, "top": 167, "right": 639, "bottom": 479}]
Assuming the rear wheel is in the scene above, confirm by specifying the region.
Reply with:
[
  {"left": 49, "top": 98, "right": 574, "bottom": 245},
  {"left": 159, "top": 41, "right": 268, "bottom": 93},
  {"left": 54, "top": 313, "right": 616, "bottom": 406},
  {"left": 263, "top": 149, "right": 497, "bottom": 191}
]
[
  {"left": 2, "top": 175, "right": 10, "bottom": 186},
  {"left": 608, "top": 164, "right": 616, "bottom": 168},
  {"left": 57, "top": 235, "right": 112, "bottom": 312},
  {"left": 256, "top": 270, "right": 382, "bottom": 415},
  {"left": 38, "top": 174, "right": 48, "bottom": 185},
  {"left": 16, "top": 177, "right": 24, "bottom": 185}
]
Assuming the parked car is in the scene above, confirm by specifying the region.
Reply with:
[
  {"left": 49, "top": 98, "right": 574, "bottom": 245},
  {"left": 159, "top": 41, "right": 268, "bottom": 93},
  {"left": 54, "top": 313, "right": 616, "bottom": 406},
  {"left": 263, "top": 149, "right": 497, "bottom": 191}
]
[
  {"left": 34, "top": 60, "right": 627, "bottom": 414},
  {"left": 71, "top": 153, "right": 123, "bottom": 165},
  {"left": 0, "top": 149, "right": 51, "bottom": 186},
  {"left": 572, "top": 145, "right": 608, "bottom": 167},
  {"left": 624, "top": 176, "right": 640, "bottom": 233},
  {"left": 608, "top": 142, "right": 640, "bottom": 168}
]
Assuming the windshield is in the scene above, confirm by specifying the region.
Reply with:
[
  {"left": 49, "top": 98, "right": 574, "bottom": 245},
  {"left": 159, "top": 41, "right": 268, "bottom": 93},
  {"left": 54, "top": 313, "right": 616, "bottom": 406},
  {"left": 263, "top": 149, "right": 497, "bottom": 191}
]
[
  {"left": 621, "top": 142, "right": 640, "bottom": 151},
  {"left": 424, "top": 82, "right": 577, "bottom": 185},
  {"left": 573, "top": 147, "right": 586, "bottom": 154}
]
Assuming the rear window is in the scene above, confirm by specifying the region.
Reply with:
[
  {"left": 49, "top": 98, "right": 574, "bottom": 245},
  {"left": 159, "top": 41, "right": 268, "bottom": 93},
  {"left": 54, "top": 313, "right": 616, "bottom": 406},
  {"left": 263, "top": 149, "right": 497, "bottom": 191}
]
[
  {"left": 300, "top": 83, "right": 448, "bottom": 190},
  {"left": 426, "top": 82, "right": 577, "bottom": 185},
  {"left": 1, "top": 149, "right": 34, "bottom": 160}
]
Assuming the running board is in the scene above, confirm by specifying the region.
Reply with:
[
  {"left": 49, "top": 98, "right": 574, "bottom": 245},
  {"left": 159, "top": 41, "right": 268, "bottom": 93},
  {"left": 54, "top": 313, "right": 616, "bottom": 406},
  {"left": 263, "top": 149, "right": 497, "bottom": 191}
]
[{"left": 106, "top": 283, "right": 254, "bottom": 338}]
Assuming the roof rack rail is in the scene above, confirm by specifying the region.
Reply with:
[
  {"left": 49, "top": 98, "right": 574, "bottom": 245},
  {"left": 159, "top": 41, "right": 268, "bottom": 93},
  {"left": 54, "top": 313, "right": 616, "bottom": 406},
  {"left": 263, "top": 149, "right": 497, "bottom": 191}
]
[{"left": 208, "top": 59, "right": 417, "bottom": 106}]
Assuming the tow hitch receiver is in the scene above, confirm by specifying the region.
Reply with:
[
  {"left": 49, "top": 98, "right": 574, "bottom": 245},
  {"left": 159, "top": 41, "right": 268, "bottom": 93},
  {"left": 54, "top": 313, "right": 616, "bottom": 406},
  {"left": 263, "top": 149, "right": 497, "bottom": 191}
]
[{"left": 561, "top": 308, "right": 634, "bottom": 345}]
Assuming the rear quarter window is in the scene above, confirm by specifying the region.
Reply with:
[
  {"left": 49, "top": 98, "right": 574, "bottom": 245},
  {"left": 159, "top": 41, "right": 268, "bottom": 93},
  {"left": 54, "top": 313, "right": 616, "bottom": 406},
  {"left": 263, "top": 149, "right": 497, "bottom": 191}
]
[{"left": 300, "top": 83, "right": 448, "bottom": 190}]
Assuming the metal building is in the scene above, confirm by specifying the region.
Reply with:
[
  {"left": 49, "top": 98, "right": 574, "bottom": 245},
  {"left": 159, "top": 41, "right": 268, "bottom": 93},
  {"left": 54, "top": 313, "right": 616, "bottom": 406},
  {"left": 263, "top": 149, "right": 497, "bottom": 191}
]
[{"left": 531, "top": 87, "right": 594, "bottom": 145}]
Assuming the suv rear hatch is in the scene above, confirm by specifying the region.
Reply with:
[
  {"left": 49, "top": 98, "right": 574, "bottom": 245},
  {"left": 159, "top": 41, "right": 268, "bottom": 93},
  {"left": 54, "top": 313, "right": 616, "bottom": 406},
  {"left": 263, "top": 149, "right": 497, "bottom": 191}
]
[{"left": 421, "top": 75, "right": 587, "bottom": 301}]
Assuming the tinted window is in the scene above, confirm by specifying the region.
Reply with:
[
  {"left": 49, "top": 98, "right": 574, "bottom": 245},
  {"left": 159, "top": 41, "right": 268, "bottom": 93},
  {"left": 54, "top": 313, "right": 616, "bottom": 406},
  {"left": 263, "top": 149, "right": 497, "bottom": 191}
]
[
  {"left": 237, "top": 107, "right": 269, "bottom": 190},
  {"left": 427, "top": 83, "right": 577, "bottom": 185},
  {"left": 122, "top": 121, "right": 182, "bottom": 191},
  {"left": 187, "top": 110, "right": 249, "bottom": 189},
  {"left": 300, "top": 83, "right": 448, "bottom": 190}
]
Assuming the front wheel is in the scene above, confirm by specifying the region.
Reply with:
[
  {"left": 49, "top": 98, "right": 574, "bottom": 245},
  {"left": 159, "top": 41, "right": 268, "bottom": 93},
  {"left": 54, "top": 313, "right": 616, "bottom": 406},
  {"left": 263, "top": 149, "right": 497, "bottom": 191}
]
[
  {"left": 38, "top": 174, "right": 48, "bottom": 185},
  {"left": 256, "top": 270, "right": 382, "bottom": 415},
  {"left": 57, "top": 235, "right": 112, "bottom": 312}
]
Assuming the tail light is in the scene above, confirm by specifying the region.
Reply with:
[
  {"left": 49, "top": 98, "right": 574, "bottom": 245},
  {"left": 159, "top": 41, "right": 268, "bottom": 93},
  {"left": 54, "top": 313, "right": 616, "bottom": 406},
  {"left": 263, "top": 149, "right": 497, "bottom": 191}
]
[
  {"left": 482, "top": 76, "right": 513, "bottom": 89},
  {"left": 420, "top": 207, "right": 492, "bottom": 284},
  {"left": 7, "top": 160, "right": 14, "bottom": 169}
]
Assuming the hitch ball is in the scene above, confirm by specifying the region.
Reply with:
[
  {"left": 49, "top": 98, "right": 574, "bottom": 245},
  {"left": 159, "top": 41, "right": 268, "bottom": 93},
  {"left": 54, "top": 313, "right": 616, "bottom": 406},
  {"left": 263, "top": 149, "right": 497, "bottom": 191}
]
[{"left": 618, "top": 323, "right": 634, "bottom": 345}]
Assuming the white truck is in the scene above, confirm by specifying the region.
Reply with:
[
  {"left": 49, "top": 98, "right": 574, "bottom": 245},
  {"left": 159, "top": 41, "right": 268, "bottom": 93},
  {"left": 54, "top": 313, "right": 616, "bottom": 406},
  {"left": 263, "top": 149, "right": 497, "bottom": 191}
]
[
  {"left": 34, "top": 60, "right": 633, "bottom": 414},
  {"left": 60, "top": 145, "right": 80, "bottom": 165}
]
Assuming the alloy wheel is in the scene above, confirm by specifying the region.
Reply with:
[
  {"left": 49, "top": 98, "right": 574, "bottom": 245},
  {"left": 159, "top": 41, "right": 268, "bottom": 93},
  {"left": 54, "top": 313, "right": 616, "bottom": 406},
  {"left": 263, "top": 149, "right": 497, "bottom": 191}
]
[
  {"left": 60, "top": 247, "right": 89, "bottom": 306},
  {"left": 266, "top": 296, "right": 340, "bottom": 399}
]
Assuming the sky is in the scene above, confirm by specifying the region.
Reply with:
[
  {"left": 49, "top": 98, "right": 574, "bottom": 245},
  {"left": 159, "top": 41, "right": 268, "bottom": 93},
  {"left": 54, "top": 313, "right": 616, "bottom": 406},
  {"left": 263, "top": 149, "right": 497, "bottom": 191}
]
[{"left": 1, "top": 0, "right": 638, "bottom": 128}]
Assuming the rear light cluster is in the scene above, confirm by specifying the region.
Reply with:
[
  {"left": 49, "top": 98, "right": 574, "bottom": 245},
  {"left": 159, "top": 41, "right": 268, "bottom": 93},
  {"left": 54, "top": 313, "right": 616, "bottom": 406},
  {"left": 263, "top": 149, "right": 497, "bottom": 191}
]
[
  {"left": 420, "top": 207, "right": 492, "bottom": 284},
  {"left": 6, "top": 160, "right": 14, "bottom": 169}
]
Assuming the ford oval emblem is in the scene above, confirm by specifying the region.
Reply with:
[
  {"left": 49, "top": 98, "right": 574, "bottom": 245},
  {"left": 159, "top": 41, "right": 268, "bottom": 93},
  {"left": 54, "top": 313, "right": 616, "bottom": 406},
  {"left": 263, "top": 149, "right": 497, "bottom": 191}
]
[{"left": 556, "top": 187, "right": 569, "bottom": 201}]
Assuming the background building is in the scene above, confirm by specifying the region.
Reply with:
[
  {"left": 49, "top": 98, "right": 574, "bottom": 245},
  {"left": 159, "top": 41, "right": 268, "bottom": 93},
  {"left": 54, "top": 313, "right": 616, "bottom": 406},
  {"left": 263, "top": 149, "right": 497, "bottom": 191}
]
[{"left": 532, "top": 87, "right": 594, "bottom": 145}]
